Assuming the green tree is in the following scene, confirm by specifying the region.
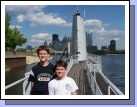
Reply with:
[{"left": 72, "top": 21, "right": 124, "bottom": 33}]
[
  {"left": 5, "top": 13, "right": 11, "bottom": 50},
  {"left": 5, "top": 13, "right": 27, "bottom": 52}
]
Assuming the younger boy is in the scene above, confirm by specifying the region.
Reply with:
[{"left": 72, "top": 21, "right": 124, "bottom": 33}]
[{"left": 48, "top": 60, "right": 78, "bottom": 95}]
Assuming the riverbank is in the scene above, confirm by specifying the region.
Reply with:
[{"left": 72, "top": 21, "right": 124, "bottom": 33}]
[{"left": 26, "top": 56, "right": 53, "bottom": 65}]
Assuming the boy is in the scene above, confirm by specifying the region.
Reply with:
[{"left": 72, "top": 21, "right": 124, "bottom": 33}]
[
  {"left": 28, "top": 45, "right": 56, "bottom": 95},
  {"left": 48, "top": 60, "right": 78, "bottom": 95}
]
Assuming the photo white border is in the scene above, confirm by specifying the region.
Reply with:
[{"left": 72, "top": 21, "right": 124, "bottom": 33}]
[{"left": 1, "top": 1, "right": 129, "bottom": 99}]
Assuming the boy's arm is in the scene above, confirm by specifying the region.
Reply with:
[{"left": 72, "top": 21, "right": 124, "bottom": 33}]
[
  {"left": 28, "top": 70, "right": 35, "bottom": 88},
  {"left": 48, "top": 82, "right": 54, "bottom": 95},
  {"left": 71, "top": 91, "right": 77, "bottom": 95},
  {"left": 71, "top": 79, "right": 79, "bottom": 95},
  {"left": 31, "top": 81, "right": 34, "bottom": 88}
]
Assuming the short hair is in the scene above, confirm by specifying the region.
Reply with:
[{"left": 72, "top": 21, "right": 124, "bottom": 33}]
[
  {"left": 37, "top": 45, "right": 50, "bottom": 55},
  {"left": 55, "top": 60, "right": 67, "bottom": 69}
]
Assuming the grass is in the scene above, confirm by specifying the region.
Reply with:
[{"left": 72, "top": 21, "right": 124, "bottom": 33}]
[{"left": 26, "top": 53, "right": 37, "bottom": 57}]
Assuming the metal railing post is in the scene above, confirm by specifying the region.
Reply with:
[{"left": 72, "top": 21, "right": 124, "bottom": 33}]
[{"left": 108, "top": 85, "right": 110, "bottom": 95}]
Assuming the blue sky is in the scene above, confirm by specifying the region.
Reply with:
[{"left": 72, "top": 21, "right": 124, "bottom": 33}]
[{"left": 4, "top": 1, "right": 126, "bottom": 50}]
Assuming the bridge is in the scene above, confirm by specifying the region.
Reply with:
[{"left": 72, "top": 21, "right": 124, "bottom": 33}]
[
  {"left": 49, "top": 48, "right": 63, "bottom": 55},
  {"left": 32, "top": 47, "right": 66, "bottom": 55}
]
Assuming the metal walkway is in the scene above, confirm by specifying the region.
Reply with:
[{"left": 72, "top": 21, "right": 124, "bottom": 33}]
[
  {"left": 67, "top": 61, "right": 93, "bottom": 95},
  {"left": 67, "top": 61, "right": 115, "bottom": 95}
]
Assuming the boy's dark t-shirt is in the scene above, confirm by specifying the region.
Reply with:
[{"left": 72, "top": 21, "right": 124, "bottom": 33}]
[{"left": 28, "top": 62, "right": 56, "bottom": 95}]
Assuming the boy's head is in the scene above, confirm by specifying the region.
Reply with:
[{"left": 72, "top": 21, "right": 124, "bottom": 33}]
[
  {"left": 55, "top": 60, "right": 67, "bottom": 79},
  {"left": 37, "top": 45, "right": 50, "bottom": 62}
]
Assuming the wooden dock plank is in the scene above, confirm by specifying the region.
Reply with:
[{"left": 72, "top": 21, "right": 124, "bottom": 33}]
[
  {"left": 67, "top": 60, "right": 116, "bottom": 95},
  {"left": 67, "top": 62, "right": 92, "bottom": 95}
]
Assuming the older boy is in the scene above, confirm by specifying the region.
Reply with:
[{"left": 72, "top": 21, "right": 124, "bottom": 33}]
[
  {"left": 28, "top": 45, "right": 56, "bottom": 95},
  {"left": 48, "top": 60, "right": 78, "bottom": 95}
]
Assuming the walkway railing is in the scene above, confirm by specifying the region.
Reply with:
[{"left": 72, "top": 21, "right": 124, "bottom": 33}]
[
  {"left": 64, "top": 55, "right": 78, "bottom": 76},
  {"left": 5, "top": 76, "right": 29, "bottom": 90},
  {"left": 86, "top": 57, "right": 124, "bottom": 95}
]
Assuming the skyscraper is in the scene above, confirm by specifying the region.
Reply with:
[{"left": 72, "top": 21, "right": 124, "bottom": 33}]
[
  {"left": 52, "top": 34, "right": 59, "bottom": 50},
  {"left": 52, "top": 34, "right": 59, "bottom": 42},
  {"left": 110, "top": 40, "right": 116, "bottom": 51},
  {"left": 44, "top": 40, "right": 47, "bottom": 46},
  {"left": 86, "top": 32, "right": 92, "bottom": 46}
]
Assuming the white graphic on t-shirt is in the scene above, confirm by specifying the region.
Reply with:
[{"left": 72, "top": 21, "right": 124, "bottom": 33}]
[
  {"left": 38, "top": 77, "right": 50, "bottom": 81},
  {"left": 37, "top": 73, "right": 52, "bottom": 81}
]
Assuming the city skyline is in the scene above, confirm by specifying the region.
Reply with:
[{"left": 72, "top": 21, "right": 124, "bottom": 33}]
[{"left": 4, "top": 1, "right": 126, "bottom": 50}]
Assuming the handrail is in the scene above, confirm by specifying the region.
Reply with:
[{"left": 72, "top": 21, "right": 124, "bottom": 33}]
[
  {"left": 88, "top": 59, "right": 124, "bottom": 95},
  {"left": 5, "top": 76, "right": 29, "bottom": 90},
  {"left": 87, "top": 66, "right": 103, "bottom": 94},
  {"left": 60, "top": 48, "right": 68, "bottom": 60}
]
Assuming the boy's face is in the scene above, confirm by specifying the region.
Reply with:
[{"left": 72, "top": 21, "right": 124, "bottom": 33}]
[
  {"left": 38, "top": 50, "right": 49, "bottom": 62},
  {"left": 56, "top": 66, "right": 66, "bottom": 78}
]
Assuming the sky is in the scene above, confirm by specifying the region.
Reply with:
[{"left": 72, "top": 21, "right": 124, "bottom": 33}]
[{"left": 4, "top": 1, "right": 126, "bottom": 50}]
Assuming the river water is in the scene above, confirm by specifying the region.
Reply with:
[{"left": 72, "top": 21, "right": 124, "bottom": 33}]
[{"left": 5, "top": 55, "right": 125, "bottom": 95}]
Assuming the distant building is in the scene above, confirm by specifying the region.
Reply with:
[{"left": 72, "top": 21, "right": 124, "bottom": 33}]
[
  {"left": 54, "top": 41, "right": 62, "bottom": 51},
  {"left": 108, "top": 45, "right": 110, "bottom": 50},
  {"left": 52, "top": 34, "right": 59, "bottom": 42},
  {"left": 49, "top": 43, "right": 52, "bottom": 48},
  {"left": 109, "top": 40, "right": 116, "bottom": 51},
  {"left": 101, "top": 46, "right": 107, "bottom": 50},
  {"left": 62, "top": 42, "right": 70, "bottom": 53},
  {"left": 27, "top": 45, "right": 32, "bottom": 50},
  {"left": 86, "top": 32, "right": 92, "bottom": 47},
  {"left": 44, "top": 40, "right": 47, "bottom": 46},
  {"left": 52, "top": 34, "right": 59, "bottom": 49},
  {"left": 62, "top": 36, "right": 68, "bottom": 43},
  {"left": 67, "top": 36, "right": 71, "bottom": 42},
  {"left": 61, "top": 36, "right": 71, "bottom": 52},
  {"left": 87, "top": 45, "right": 98, "bottom": 51}
]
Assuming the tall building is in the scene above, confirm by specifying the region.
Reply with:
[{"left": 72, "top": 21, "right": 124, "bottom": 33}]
[
  {"left": 62, "top": 36, "right": 68, "bottom": 43},
  {"left": 52, "top": 34, "right": 59, "bottom": 50},
  {"left": 109, "top": 40, "right": 116, "bottom": 51},
  {"left": 61, "top": 36, "right": 71, "bottom": 52},
  {"left": 67, "top": 36, "right": 71, "bottom": 42},
  {"left": 86, "top": 32, "right": 92, "bottom": 47},
  {"left": 52, "top": 34, "right": 59, "bottom": 42},
  {"left": 62, "top": 42, "right": 70, "bottom": 53},
  {"left": 44, "top": 40, "right": 47, "bottom": 46}
]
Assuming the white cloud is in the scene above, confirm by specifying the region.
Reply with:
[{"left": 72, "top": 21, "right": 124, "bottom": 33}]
[
  {"left": 20, "top": 12, "right": 71, "bottom": 27},
  {"left": 103, "top": 23, "right": 112, "bottom": 26},
  {"left": 31, "top": 33, "right": 52, "bottom": 39},
  {"left": 6, "top": 5, "right": 71, "bottom": 27},
  {"left": 31, "top": 39, "right": 44, "bottom": 43},
  {"left": 31, "top": 33, "right": 52, "bottom": 46},
  {"left": 84, "top": 19, "right": 102, "bottom": 31},
  {"left": 5, "top": 5, "right": 45, "bottom": 16},
  {"left": 95, "top": 29, "right": 125, "bottom": 36},
  {"left": 9, "top": 25, "right": 22, "bottom": 29},
  {"left": 30, "top": 23, "right": 37, "bottom": 27},
  {"left": 114, "top": 38, "right": 120, "bottom": 41}
]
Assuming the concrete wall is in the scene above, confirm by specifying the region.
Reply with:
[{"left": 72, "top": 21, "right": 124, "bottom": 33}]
[
  {"left": 5, "top": 51, "right": 26, "bottom": 58},
  {"left": 5, "top": 51, "right": 26, "bottom": 68}
]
